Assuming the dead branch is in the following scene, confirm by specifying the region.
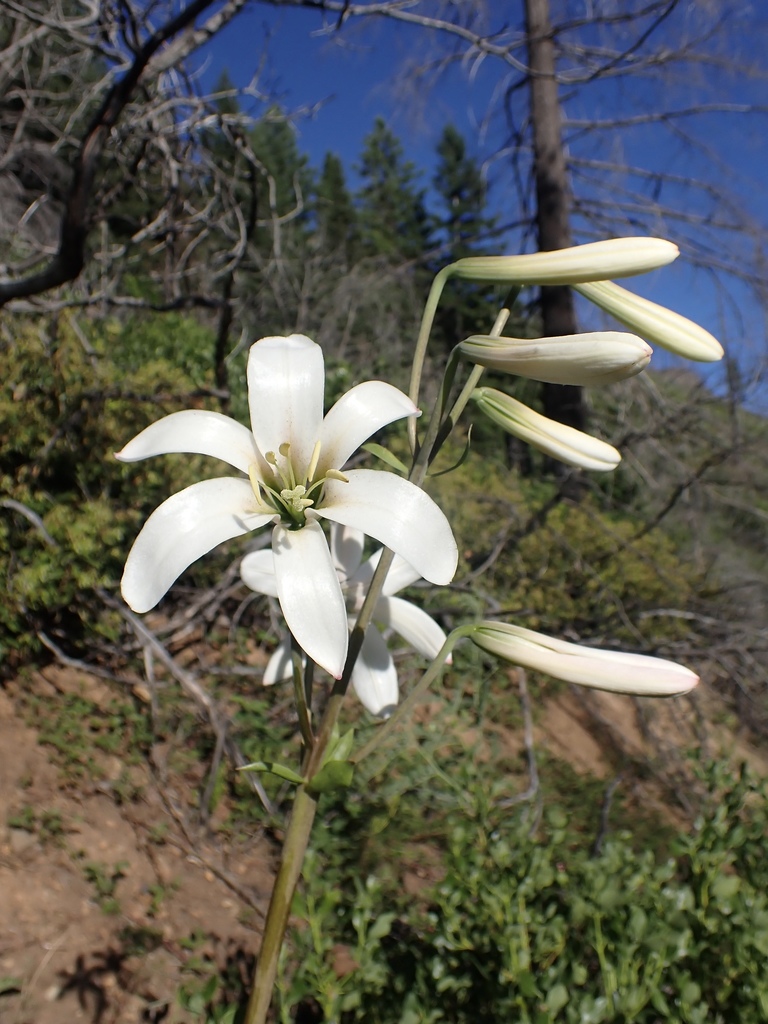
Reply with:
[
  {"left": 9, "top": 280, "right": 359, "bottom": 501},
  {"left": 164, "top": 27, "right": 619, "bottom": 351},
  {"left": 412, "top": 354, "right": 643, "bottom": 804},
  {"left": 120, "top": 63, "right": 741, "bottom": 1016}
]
[
  {"left": 0, "top": 0, "right": 225, "bottom": 305},
  {"left": 98, "top": 588, "right": 276, "bottom": 818},
  {"left": 1, "top": 498, "right": 58, "bottom": 547}
]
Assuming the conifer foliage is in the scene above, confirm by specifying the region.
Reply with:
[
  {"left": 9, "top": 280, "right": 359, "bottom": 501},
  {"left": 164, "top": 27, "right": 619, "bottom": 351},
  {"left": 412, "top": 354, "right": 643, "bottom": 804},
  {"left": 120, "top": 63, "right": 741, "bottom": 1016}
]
[
  {"left": 356, "top": 117, "right": 432, "bottom": 262},
  {"left": 432, "top": 124, "right": 502, "bottom": 347},
  {"left": 315, "top": 153, "right": 359, "bottom": 265}
]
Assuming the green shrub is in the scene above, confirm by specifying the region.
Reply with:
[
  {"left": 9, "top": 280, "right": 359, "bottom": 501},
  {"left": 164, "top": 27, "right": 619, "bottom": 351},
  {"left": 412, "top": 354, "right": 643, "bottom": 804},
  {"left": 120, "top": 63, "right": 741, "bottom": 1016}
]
[
  {"left": 0, "top": 314, "right": 218, "bottom": 662},
  {"left": 279, "top": 761, "right": 768, "bottom": 1024}
]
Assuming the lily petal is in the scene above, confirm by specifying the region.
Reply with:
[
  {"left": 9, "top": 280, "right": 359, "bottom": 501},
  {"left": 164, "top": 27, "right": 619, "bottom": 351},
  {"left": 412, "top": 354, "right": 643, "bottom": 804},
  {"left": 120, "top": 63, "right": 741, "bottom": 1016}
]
[
  {"left": 241, "top": 549, "right": 278, "bottom": 597},
  {"left": 115, "top": 410, "right": 260, "bottom": 475},
  {"left": 263, "top": 638, "right": 293, "bottom": 685},
  {"left": 272, "top": 519, "right": 348, "bottom": 679},
  {"left": 317, "top": 469, "right": 458, "bottom": 586},
  {"left": 330, "top": 523, "right": 365, "bottom": 579},
  {"left": 317, "top": 381, "right": 419, "bottom": 474},
  {"left": 375, "top": 595, "right": 448, "bottom": 661},
  {"left": 247, "top": 335, "right": 324, "bottom": 479},
  {"left": 122, "top": 478, "right": 272, "bottom": 613},
  {"left": 351, "top": 626, "right": 398, "bottom": 716}
]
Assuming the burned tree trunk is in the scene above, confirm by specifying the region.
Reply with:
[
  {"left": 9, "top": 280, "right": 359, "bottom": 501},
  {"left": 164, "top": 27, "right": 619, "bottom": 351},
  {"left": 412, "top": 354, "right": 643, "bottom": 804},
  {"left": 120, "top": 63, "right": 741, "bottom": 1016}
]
[{"left": 525, "top": 0, "right": 585, "bottom": 435}]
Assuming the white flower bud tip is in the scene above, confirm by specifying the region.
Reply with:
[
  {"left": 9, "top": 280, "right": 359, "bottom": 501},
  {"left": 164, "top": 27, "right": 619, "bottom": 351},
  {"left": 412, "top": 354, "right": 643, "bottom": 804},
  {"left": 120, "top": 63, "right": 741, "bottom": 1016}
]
[
  {"left": 472, "top": 388, "right": 621, "bottom": 472},
  {"left": 471, "top": 622, "right": 699, "bottom": 696},
  {"left": 576, "top": 280, "right": 724, "bottom": 363}
]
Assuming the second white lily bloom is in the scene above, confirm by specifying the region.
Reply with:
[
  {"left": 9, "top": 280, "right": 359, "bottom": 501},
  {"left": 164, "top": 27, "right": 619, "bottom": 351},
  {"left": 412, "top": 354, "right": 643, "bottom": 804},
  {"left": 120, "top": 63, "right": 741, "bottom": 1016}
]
[
  {"left": 242, "top": 524, "right": 450, "bottom": 717},
  {"left": 117, "top": 335, "right": 458, "bottom": 680}
]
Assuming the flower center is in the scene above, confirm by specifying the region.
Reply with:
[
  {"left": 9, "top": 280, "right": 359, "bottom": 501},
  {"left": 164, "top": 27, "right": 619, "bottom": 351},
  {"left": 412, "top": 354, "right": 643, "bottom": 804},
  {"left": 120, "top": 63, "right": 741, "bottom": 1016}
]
[{"left": 248, "top": 440, "right": 348, "bottom": 527}]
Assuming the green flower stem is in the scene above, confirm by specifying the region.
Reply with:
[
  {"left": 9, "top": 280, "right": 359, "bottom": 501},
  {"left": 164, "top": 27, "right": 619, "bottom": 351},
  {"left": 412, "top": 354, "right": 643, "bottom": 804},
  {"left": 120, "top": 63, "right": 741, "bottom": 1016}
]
[
  {"left": 408, "top": 357, "right": 458, "bottom": 487},
  {"left": 407, "top": 266, "right": 450, "bottom": 452},
  {"left": 242, "top": 292, "right": 512, "bottom": 1022},
  {"left": 434, "top": 362, "right": 485, "bottom": 455},
  {"left": 243, "top": 551, "right": 396, "bottom": 1024},
  {"left": 243, "top": 784, "right": 319, "bottom": 1024},
  {"left": 290, "top": 636, "right": 315, "bottom": 751},
  {"left": 428, "top": 305, "right": 511, "bottom": 465}
]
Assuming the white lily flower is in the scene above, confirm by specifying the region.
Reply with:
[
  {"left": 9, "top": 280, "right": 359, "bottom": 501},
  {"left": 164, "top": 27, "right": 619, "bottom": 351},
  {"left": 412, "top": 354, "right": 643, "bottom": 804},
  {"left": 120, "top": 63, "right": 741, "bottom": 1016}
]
[
  {"left": 459, "top": 331, "right": 651, "bottom": 386},
  {"left": 470, "top": 622, "right": 698, "bottom": 696},
  {"left": 116, "top": 335, "right": 458, "bottom": 679},
  {"left": 241, "top": 524, "right": 450, "bottom": 717},
  {"left": 575, "top": 280, "right": 724, "bottom": 362},
  {"left": 448, "top": 238, "right": 678, "bottom": 285},
  {"left": 472, "top": 387, "right": 621, "bottom": 472}
]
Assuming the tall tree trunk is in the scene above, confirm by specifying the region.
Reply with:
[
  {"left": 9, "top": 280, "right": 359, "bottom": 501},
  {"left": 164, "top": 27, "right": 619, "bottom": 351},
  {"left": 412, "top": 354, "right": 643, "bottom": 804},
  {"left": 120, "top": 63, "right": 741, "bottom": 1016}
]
[{"left": 525, "top": 0, "right": 585, "bottom": 436}]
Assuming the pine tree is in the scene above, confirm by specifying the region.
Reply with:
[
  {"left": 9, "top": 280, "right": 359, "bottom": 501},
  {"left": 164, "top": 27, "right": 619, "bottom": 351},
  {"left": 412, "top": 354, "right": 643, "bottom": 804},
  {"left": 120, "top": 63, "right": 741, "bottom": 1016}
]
[
  {"left": 434, "top": 124, "right": 497, "bottom": 262},
  {"left": 314, "top": 152, "right": 358, "bottom": 265},
  {"left": 248, "top": 109, "right": 313, "bottom": 255},
  {"left": 356, "top": 117, "right": 431, "bottom": 262},
  {"left": 432, "top": 125, "right": 500, "bottom": 346}
]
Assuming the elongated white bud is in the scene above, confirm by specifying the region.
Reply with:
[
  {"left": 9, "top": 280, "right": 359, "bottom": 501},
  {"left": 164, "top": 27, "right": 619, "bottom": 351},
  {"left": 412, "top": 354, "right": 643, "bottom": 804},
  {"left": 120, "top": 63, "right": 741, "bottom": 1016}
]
[
  {"left": 472, "top": 387, "right": 621, "bottom": 472},
  {"left": 460, "top": 331, "right": 651, "bottom": 386},
  {"left": 576, "top": 280, "right": 724, "bottom": 362},
  {"left": 470, "top": 622, "right": 698, "bottom": 696},
  {"left": 448, "top": 238, "right": 678, "bottom": 285}
]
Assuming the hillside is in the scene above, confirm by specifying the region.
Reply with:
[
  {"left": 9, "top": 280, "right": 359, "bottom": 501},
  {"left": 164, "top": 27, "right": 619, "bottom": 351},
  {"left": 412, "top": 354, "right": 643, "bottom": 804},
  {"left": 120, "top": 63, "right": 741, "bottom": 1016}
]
[{"left": 2, "top": 314, "right": 767, "bottom": 1022}]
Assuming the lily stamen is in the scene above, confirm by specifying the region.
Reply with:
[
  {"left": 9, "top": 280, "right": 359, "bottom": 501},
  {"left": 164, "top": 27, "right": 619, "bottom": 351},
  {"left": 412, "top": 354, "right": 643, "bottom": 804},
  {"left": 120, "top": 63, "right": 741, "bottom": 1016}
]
[
  {"left": 306, "top": 440, "right": 322, "bottom": 483},
  {"left": 280, "top": 485, "right": 314, "bottom": 523}
]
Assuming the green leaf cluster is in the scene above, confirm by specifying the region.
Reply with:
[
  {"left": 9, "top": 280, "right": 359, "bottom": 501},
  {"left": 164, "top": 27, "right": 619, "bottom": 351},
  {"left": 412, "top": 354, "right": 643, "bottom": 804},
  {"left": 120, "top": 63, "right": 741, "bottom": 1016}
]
[
  {"left": 0, "top": 313, "right": 216, "bottom": 663},
  {"left": 430, "top": 450, "right": 696, "bottom": 645},
  {"left": 278, "top": 761, "right": 768, "bottom": 1024}
]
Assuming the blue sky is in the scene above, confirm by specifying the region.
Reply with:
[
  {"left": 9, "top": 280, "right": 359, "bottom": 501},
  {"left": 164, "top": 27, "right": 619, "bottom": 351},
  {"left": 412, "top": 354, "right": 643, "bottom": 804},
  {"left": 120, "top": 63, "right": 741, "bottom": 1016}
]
[
  {"left": 196, "top": 4, "right": 496, "bottom": 185},
  {"left": 196, "top": 2, "right": 768, "bottom": 404}
]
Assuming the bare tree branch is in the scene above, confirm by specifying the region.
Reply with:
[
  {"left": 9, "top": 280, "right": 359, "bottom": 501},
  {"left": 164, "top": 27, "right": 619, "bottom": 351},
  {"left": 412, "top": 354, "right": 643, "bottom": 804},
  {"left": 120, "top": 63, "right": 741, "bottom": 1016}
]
[{"left": 0, "top": 0, "right": 275, "bottom": 308}]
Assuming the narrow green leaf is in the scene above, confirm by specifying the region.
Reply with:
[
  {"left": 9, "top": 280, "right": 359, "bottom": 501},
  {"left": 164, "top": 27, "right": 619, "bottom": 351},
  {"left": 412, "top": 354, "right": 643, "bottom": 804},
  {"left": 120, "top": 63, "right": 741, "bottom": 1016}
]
[
  {"left": 201, "top": 975, "right": 218, "bottom": 1002},
  {"left": 327, "top": 726, "right": 355, "bottom": 763},
  {"left": 306, "top": 760, "right": 355, "bottom": 796},
  {"left": 237, "top": 761, "right": 305, "bottom": 786},
  {"left": 362, "top": 442, "right": 408, "bottom": 474},
  {"left": 429, "top": 426, "right": 473, "bottom": 477}
]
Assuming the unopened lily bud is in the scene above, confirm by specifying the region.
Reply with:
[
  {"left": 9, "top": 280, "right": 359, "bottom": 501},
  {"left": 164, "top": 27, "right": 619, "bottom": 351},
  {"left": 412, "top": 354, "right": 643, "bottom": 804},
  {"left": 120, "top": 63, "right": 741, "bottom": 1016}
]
[
  {"left": 576, "top": 280, "right": 724, "bottom": 362},
  {"left": 472, "top": 387, "right": 621, "bottom": 472},
  {"left": 460, "top": 331, "right": 651, "bottom": 386},
  {"left": 470, "top": 622, "right": 699, "bottom": 696},
  {"left": 448, "top": 237, "right": 678, "bottom": 286}
]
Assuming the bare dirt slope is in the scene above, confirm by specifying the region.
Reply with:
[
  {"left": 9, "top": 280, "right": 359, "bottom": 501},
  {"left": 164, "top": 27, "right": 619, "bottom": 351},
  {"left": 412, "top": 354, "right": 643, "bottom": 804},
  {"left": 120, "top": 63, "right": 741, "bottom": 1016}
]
[{"left": 0, "top": 676, "right": 274, "bottom": 1024}]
